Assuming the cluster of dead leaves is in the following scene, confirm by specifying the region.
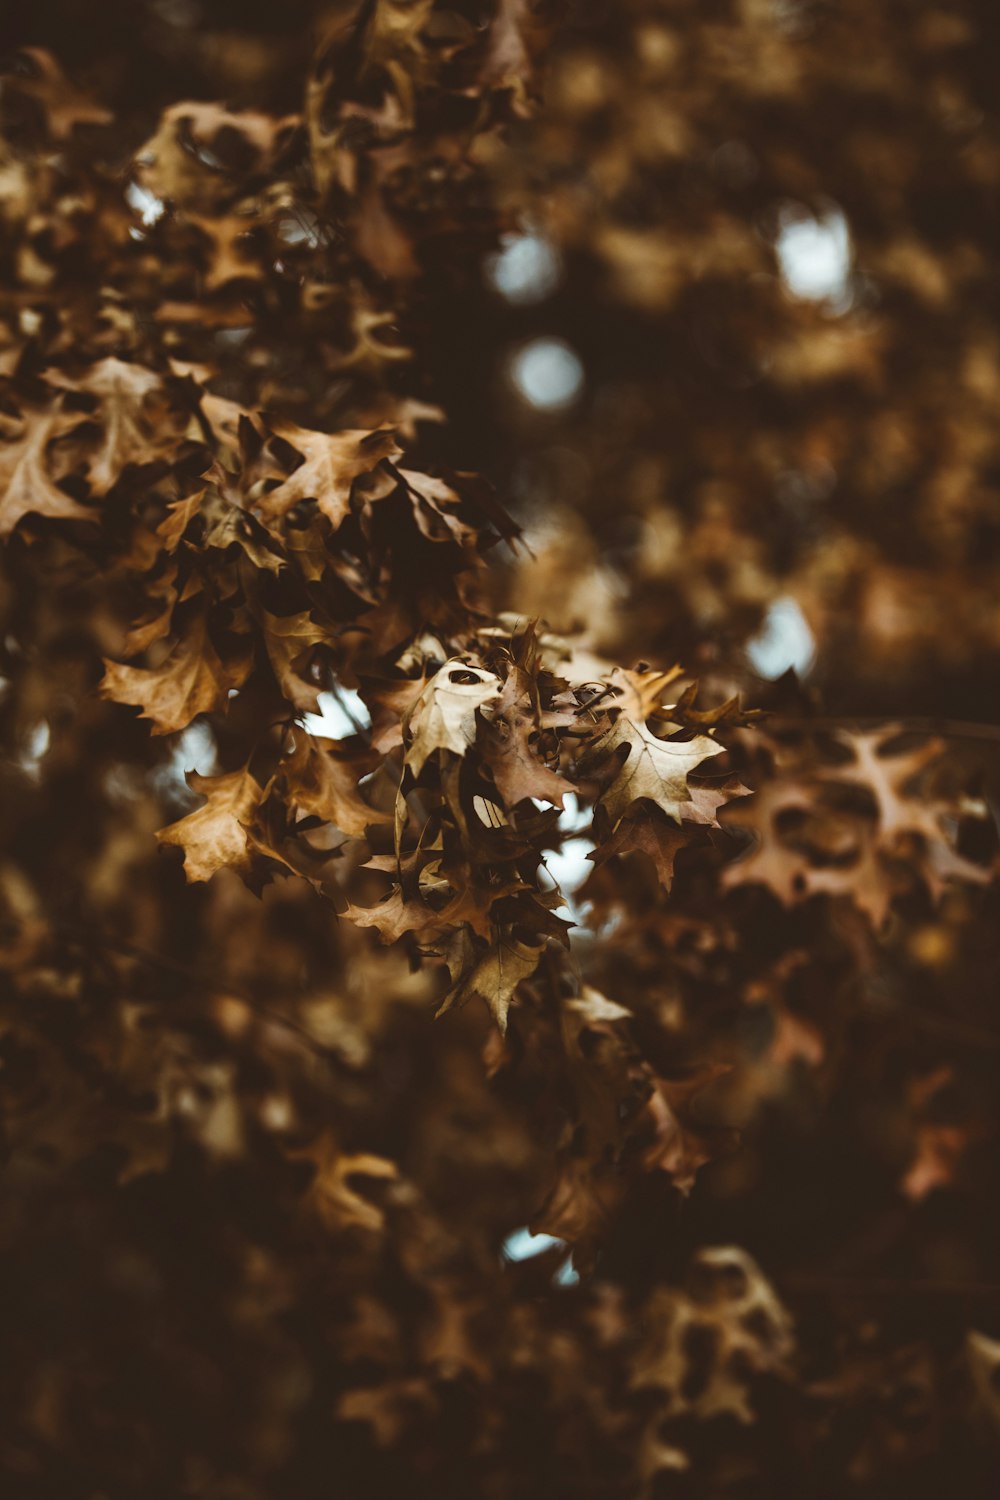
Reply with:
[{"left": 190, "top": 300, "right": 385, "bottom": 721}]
[
  {"left": 1, "top": 12, "right": 1000, "bottom": 1499},
  {"left": 158, "top": 624, "right": 739, "bottom": 1036},
  {"left": 721, "top": 724, "right": 993, "bottom": 929}
]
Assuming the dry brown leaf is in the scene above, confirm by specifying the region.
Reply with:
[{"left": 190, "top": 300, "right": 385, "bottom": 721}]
[
  {"left": 100, "top": 611, "right": 252, "bottom": 734},
  {"left": 255, "top": 418, "right": 402, "bottom": 527},
  {"left": 404, "top": 659, "right": 501, "bottom": 776},
  {"left": 639, "top": 1065, "right": 735, "bottom": 1196},
  {"left": 589, "top": 803, "right": 702, "bottom": 888},
  {"left": 479, "top": 663, "right": 573, "bottom": 807},
  {"left": 436, "top": 928, "right": 546, "bottom": 1033},
  {"left": 259, "top": 608, "right": 330, "bottom": 713},
  {"left": 58, "top": 358, "right": 177, "bottom": 495},
  {"left": 594, "top": 715, "right": 724, "bottom": 825},
  {"left": 281, "top": 733, "right": 392, "bottom": 838},
  {"left": 0, "top": 405, "right": 94, "bottom": 534},
  {"left": 157, "top": 767, "right": 264, "bottom": 882}
]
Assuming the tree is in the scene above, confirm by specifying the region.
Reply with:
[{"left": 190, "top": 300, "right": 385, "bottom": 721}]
[{"left": 1, "top": 3, "right": 999, "bottom": 1497}]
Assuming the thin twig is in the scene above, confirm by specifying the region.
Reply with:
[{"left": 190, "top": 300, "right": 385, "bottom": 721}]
[{"left": 764, "top": 713, "right": 1000, "bottom": 745}]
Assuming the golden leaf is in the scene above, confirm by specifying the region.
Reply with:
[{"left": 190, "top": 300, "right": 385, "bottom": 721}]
[
  {"left": 595, "top": 715, "right": 724, "bottom": 825},
  {"left": 157, "top": 767, "right": 264, "bottom": 883}
]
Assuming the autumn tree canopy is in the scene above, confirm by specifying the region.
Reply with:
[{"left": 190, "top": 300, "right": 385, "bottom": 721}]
[{"left": 1, "top": 2, "right": 1000, "bottom": 1497}]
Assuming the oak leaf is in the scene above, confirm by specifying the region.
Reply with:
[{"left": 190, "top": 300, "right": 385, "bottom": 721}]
[
  {"left": 157, "top": 489, "right": 206, "bottom": 551},
  {"left": 606, "top": 664, "right": 684, "bottom": 721},
  {"left": 280, "top": 734, "right": 392, "bottom": 838},
  {"left": 255, "top": 418, "right": 402, "bottom": 527},
  {"left": 399, "top": 468, "right": 477, "bottom": 545},
  {"left": 594, "top": 715, "right": 724, "bottom": 825},
  {"left": 719, "top": 781, "right": 815, "bottom": 906},
  {"left": 479, "top": 664, "right": 573, "bottom": 807},
  {"left": 259, "top": 608, "right": 330, "bottom": 713},
  {"left": 589, "top": 803, "right": 702, "bottom": 889},
  {"left": 59, "top": 358, "right": 178, "bottom": 495},
  {"left": 100, "top": 611, "right": 252, "bottom": 734},
  {"left": 347, "top": 859, "right": 515, "bottom": 943},
  {"left": 0, "top": 405, "right": 94, "bottom": 534},
  {"left": 826, "top": 727, "right": 943, "bottom": 840},
  {"left": 825, "top": 726, "right": 992, "bottom": 898},
  {"left": 119, "top": 561, "right": 179, "bottom": 655},
  {"left": 157, "top": 767, "right": 263, "bottom": 882},
  {"left": 196, "top": 473, "right": 286, "bottom": 571},
  {"left": 344, "top": 885, "right": 451, "bottom": 944},
  {"left": 404, "top": 658, "right": 501, "bottom": 776},
  {"left": 436, "top": 927, "right": 546, "bottom": 1033},
  {"left": 639, "top": 1065, "right": 735, "bottom": 1195},
  {"left": 560, "top": 986, "right": 636, "bottom": 1153}
]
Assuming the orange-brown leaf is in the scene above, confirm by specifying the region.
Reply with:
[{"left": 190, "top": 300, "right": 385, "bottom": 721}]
[{"left": 157, "top": 767, "right": 263, "bottom": 882}]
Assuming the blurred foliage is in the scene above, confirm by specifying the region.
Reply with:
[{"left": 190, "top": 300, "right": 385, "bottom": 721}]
[{"left": 1, "top": 3, "right": 1000, "bottom": 1498}]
